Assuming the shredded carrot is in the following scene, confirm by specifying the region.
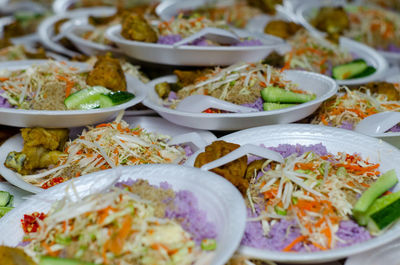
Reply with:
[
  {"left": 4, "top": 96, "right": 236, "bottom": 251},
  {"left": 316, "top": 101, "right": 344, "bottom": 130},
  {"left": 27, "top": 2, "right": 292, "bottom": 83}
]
[{"left": 283, "top": 235, "right": 306, "bottom": 252}]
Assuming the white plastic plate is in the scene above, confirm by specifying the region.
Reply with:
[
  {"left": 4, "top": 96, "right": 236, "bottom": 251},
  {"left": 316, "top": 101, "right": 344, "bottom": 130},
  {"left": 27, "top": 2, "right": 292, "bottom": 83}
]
[
  {"left": 0, "top": 115, "right": 217, "bottom": 194},
  {"left": 143, "top": 70, "right": 338, "bottom": 130},
  {"left": 0, "top": 60, "right": 146, "bottom": 128},
  {"left": 38, "top": 7, "right": 116, "bottom": 57},
  {"left": 186, "top": 123, "right": 400, "bottom": 263},
  {"left": 345, "top": 241, "right": 400, "bottom": 265},
  {"left": 106, "top": 24, "right": 287, "bottom": 66},
  {"left": 296, "top": 1, "right": 400, "bottom": 64},
  {"left": 0, "top": 164, "right": 247, "bottom": 265}
]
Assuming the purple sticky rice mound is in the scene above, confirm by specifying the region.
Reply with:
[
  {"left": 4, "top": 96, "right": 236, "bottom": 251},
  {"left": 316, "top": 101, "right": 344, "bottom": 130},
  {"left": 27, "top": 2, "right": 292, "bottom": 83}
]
[
  {"left": 387, "top": 44, "right": 400, "bottom": 53},
  {"left": 241, "top": 143, "right": 372, "bottom": 252},
  {"left": 0, "top": 91, "right": 11, "bottom": 108},
  {"left": 157, "top": 34, "right": 182, "bottom": 45},
  {"left": 241, "top": 97, "right": 263, "bottom": 111},
  {"left": 115, "top": 180, "right": 217, "bottom": 245},
  {"left": 340, "top": 121, "right": 354, "bottom": 130},
  {"left": 268, "top": 143, "right": 328, "bottom": 158},
  {"left": 191, "top": 37, "right": 209, "bottom": 46},
  {"left": 388, "top": 123, "right": 400, "bottom": 132}
]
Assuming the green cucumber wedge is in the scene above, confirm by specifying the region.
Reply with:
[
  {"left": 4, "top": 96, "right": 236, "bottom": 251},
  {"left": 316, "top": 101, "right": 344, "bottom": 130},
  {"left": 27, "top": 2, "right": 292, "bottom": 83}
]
[
  {"left": 332, "top": 59, "right": 368, "bottom": 80},
  {"left": 40, "top": 256, "right": 97, "bottom": 265},
  {"left": 0, "top": 191, "right": 12, "bottom": 207},
  {"left": 261, "top": 86, "right": 315, "bottom": 103},
  {"left": 352, "top": 66, "right": 377, "bottom": 79},
  {"left": 65, "top": 86, "right": 111, "bottom": 110},
  {"left": 353, "top": 169, "right": 398, "bottom": 225},
  {"left": 0, "top": 206, "right": 13, "bottom": 217},
  {"left": 263, "top": 102, "right": 297, "bottom": 111},
  {"left": 366, "top": 190, "right": 400, "bottom": 233}
]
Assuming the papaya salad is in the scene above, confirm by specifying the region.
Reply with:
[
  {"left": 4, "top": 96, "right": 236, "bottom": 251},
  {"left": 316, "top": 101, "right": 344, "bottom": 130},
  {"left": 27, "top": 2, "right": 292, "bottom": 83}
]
[
  {"left": 156, "top": 62, "right": 316, "bottom": 113},
  {"left": 263, "top": 25, "right": 376, "bottom": 80},
  {"left": 195, "top": 141, "right": 400, "bottom": 252},
  {"left": 121, "top": 13, "right": 262, "bottom": 47},
  {"left": 5, "top": 117, "right": 189, "bottom": 189},
  {"left": 21, "top": 179, "right": 217, "bottom": 265},
  {"left": 311, "top": 5, "right": 400, "bottom": 53},
  {"left": 311, "top": 82, "right": 400, "bottom": 131},
  {"left": 0, "top": 56, "right": 135, "bottom": 111}
]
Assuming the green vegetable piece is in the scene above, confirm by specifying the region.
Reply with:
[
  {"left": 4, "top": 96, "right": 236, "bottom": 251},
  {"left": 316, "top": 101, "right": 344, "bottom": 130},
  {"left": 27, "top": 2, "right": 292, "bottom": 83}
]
[
  {"left": 353, "top": 169, "right": 398, "bottom": 225},
  {"left": 332, "top": 59, "right": 368, "bottom": 80},
  {"left": 0, "top": 191, "right": 12, "bottom": 207},
  {"left": 40, "top": 256, "right": 97, "bottom": 265},
  {"left": 352, "top": 66, "right": 377, "bottom": 79},
  {"left": 337, "top": 167, "right": 348, "bottom": 178},
  {"left": 0, "top": 206, "right": 13, "bottom": 218},
  {"left": 274, "top": 205, "right": 287, "bottom": 215},
  {"left": 64, "top": 86, "right": 111, "bottom": 110},
  {"left": 106, "top": 91, "right": 135, "bottom": 105},
  {"left": 261, "top": 86, "right": 315, "bottom": 103},
  {"left": 201, "top": 239, "right": 217, "bottom": 251},
  {"left": 366, "top": 190, "right": 400, "bottom": 233},
  {"left": 263, "top": 102, "right": 297, "bottom": 111}
]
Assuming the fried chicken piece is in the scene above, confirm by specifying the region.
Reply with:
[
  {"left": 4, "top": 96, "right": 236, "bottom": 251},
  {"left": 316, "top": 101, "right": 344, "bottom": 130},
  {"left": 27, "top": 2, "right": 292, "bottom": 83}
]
[
  {"left": 363, "top": 82, "right": 400, "bottom": 101},
  {"left": 0, "top": 246, "right": 37, "bottom": 265},
  {"left": 246, "top": 0, "right": 283, "bottom": 14},
  {"left": 194, "top": 141, "right": 248, "bottom": 194},
  {"left": 173, "top": 69, "right": 211, "bottom": 87},
  {"left": 88, "top": 14, "right": 118, "bottom": 26},
  {"left": 262, "top": 51, "right": 285, "bottom": 68},
  {"left": 245, "top": 159, "right": 267, "bottom": 181},
  {"left": 0, "top": 38, "right": 12, "bottom": 49},
  {"left": 86, "top": 54, "right": 127, "bottom": 91},
  {"left": 121, "top": 14, "right": 157, "bottom": 43},
  {"left": 312, "top": 7, "right": 350, "bottom": 42},
  {"left": 5, "top": 128, "right": 69, "bottom": 175},
  {"left": 264, "top": 20, "right": 303, "bottom": 39}
]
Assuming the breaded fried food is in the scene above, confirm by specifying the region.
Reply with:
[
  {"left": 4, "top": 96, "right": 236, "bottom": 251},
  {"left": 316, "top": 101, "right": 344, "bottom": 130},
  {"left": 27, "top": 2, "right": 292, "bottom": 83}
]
[
  {"left": 194, "top": 141, "right": 248, "bottom": 194},
  {"left": 312, "top": 6, "right": 349, "bottom": 41},
  {"left": 264, "top": 20, "right": 303, "bottom": 39},
  {"left": 0, "top": 246, "right": 36, "bottom": 265},
  {"left": 173, "top": 69, "right": 211, "bottom": 87},
  {"left": 86, "top": 54, "right": 127, "bottom": 91},
  {"left": 246, "top": 0, "right": 283, "bottom": 14},
  {"left": 5, "top": 128, "right": 69, "bottom": 175},
  {"left": 363, "top": 82, "right": 400, "bottom": 101},
  {"left": 121, "top": 14, "right": 158, "bottom": 43}
]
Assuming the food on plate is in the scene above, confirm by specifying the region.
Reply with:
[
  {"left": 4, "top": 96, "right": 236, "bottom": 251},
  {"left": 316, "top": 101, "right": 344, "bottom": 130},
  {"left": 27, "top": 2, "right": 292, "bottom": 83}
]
[
  {"left": 246, "top": 0, "right": 283, "bottom": 15},
  {"left": 5, "top": 118, "right": 189, "bottom": 189},
  {"left": 311, "top": 5, "right": 400, "bottom": 53},
  {"left": 0, "top": 42, "right": 48, "bottom": 61},
  {"left": 0, "top": 191, "right": 14, "bottom": 218},
  {"left": 0, "top": 58, "right": 135, "bottom": 110},
  {"left": 194, "top": 141, "right": 249, "bottom": 194},
  {"left": 19, "top": 179, "right": 216, "bottom": 264},
  {"left": 197, "top": 141, "right": 400, "bottom": 251},
  {"left": 264, "top": 20, "right": 303, "bottom": 40},
  {"left": 263, "top": 28, "right": 376, "bottom": 79},
  {"left": 157, "top": 62, "right": 316, "bottom": 113},
  {"left": 311, "top": 82, "right": 400, "bottom": 131},
  {"left": 5, "top": 128, "right": 69, "bottom": 175},
  {"left": 0, "top": 246, "right": 36, "bottom": 265},
  {"left": 3, "top": 11, "right": 48, "bottom": 38},
  {"left": 365, "top": 0, "right": 400, "bottom": 11},
  {"left": 86, "top": 54, "right": 127, "bottom": 91},
  {"left": 121, "top": 13, "right": 262, "bottom": 46},
  {"left": 53, "top": 18, "right": 80, "bottom": 53}
]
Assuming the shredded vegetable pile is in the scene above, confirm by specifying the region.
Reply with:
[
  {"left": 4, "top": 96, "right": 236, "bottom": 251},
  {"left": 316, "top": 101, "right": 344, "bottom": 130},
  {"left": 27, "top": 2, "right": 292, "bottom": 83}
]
[
  {"left": 246, "top": 145, "right": 379, "bottom": 251},
  {"left": 157, "top": 15, "right": 227, "bottom": 39},
  {"left": 165, "top": 62, "right": 309, "bottom": 109},
  {"left": 285, "top": 30, "right": 353, "bottom": 75},
  {"left": 344, "top": 6, "right": 400, "bottom": 52},
  {"left": 312, "top": 86, "right": 400, "bottom": 129},
  {"left": 23, "top": 118, "right": 187, "bottom": 189},
  {"left": 22, "top": 185, "right": 202, "bottom": 265},
  {"left": 0, "top": 61, "right": 88, "bottom": 110}
]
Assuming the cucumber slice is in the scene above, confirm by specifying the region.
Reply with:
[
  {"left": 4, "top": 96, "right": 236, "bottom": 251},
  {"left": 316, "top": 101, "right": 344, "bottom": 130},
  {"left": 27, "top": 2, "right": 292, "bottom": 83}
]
[
  {"left": 352, "top": 66, "right": 377, "bottom": 79},
  {"left": 353, "top": 169, "right": 398, "bottom": 225},
  {"left": 65, "top": 86, "right": 111, "bottom": 110},
  {"left": 263, "top": 102, "right": 297, "bottom": 111},
  {"left": 40, "top": 256, "right": 97, "bottom": 265},
  {"left": 0, "top": 206, "right": 13, "bottom": 217},
  {"left": 332, "top": 59, "right": 368, "bottom": 80},
  {"left": 366, "top": 190, "right": 400, "bottom": 233},
  {"left": 0, "top": 191, "right": 12, "bottom": 207},
  {"left": 261, "top": 86, "right": 315, "bottom": 103},
  {"left": 106, "top": 91, "right": 135, "bottom": 105}
]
